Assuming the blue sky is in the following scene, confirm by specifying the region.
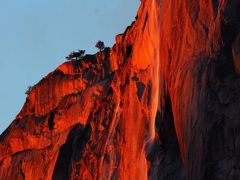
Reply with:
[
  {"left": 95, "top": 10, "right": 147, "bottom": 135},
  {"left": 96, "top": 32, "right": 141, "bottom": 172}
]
[{"left": 0, "top": 0, "right": 140, "bottom": 133}]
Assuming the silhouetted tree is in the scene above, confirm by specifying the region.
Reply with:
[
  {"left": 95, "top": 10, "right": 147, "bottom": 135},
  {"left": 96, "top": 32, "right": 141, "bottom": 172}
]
[
  {"left": 78, "top": 50, "right": 85, "bottom": 59},
  {"left": 95, "top": 40, "right": 105, "bottom": 52},
  {"left": 66, "top": 50, "right": 85, "bottom": 61}
]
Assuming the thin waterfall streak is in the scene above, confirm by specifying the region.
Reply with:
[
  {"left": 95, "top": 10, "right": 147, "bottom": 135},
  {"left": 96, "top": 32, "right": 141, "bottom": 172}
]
[{"left": 148, "top": 0, "right": 160, "bottom": 143}]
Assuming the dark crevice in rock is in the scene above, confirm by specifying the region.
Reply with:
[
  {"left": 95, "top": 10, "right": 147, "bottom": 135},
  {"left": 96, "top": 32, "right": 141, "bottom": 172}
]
[
  {"left": 51, "top": 70, "right": 65, "bottom": 78},
  {"left": 126, "top": 45, "right": 132, "bottom": 58},
  {"left": 52, "top": 139, "right": 72, "bottom": 180},
  {"left": 48, "top": 111, "right": 55, "bottom": 130},
  {"left": 147, "top": 82, "right": 152, "bottom": 107},
  {"left": 19, "top": 165, "right": 25, "bottom": 179},
  {"left": 212, "top": 0, "right": 219, "bottom": 18},
  {"left": 72, "top": 123, "right": 92, "bottom": 161},
  {"left": 157, "top": 96, "right": 180, "bottom": 151},
  {"left": 136, "top": 82, "right": 145, "bottom": 102},
  {"left": 147, "top": 96, "right": 183, "bottom": 180},
  {"left": 52, "top": 124, "right": 84, "bottom": 180}
]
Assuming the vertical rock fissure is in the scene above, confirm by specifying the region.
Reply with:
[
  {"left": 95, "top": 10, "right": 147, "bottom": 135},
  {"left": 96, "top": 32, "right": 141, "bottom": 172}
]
[
  {"left": 52, "top": 124, "right": 85, "bottom": 180},
  {"left": 48, "top": 111, "right": 55, "bottom": 130},
  {"left": 147, "top": 96, "right": 183, "bottom": 180},
  {"left": 52, "top": 137, "right": 73, "bottom": 180}
]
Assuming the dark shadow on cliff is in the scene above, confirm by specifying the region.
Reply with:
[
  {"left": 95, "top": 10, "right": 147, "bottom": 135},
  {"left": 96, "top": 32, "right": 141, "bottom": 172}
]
[
  {"left": 146, "top": 96, "right": 184, "bottom": 180},
  {"left": 52, "top": 123, "right": 86, "bottom": 180}
]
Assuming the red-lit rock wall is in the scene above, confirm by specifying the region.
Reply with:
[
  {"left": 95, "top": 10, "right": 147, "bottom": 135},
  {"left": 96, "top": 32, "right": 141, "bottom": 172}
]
[{"left": 1, "top": 0, "right": 240, "bottom": 179}]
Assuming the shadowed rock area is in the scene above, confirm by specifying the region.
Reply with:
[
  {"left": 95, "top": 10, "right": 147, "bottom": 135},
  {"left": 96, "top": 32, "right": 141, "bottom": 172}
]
[{"left": 1, "top": 0, "right": 240, "bottom": 179}]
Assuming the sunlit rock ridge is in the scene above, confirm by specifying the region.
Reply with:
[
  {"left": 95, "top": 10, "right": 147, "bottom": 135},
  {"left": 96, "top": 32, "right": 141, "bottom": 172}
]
[{"left": 1, "top": 0, "right": 240, "bottom": 179}]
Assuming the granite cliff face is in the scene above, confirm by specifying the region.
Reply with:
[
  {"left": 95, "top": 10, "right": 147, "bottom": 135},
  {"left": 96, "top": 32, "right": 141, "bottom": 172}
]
[{"left": 1, "top": 0, "right": 240, "bottom": 179}]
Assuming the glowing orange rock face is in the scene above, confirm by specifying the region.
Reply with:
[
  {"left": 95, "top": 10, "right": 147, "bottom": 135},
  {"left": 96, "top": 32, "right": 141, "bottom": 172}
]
[{"left": 1, "top": 0, "right": 240, "bottom": 179}]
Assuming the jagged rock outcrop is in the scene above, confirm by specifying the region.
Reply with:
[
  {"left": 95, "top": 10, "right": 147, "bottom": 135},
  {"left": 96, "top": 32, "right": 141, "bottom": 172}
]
[{"left": 1, "top": 0, "right": 240, "bottom": 179}]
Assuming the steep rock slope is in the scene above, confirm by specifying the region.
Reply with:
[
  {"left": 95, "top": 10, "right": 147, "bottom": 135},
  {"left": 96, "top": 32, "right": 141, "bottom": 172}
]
[{"left": 1, "top": 0, "right": 240, "bottom": 179}]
